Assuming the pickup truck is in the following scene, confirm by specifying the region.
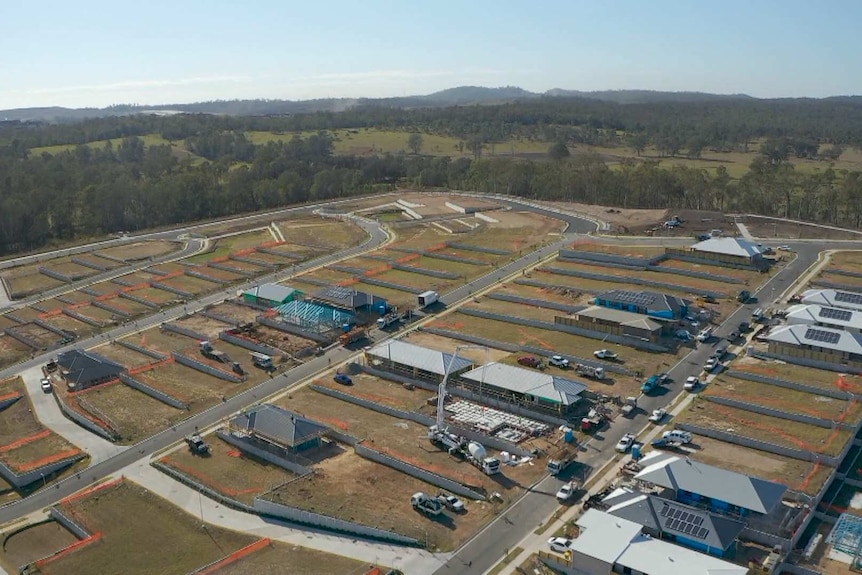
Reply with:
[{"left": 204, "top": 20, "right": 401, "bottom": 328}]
[
  {"left": 593, "top": 349, "right": 618, "bottom": 360},
  {"left": 648, "top": 408, "right": 667, "bottom": 423},
  {"left": 641, "top": 375, "right": 662, "bottom": 394}
]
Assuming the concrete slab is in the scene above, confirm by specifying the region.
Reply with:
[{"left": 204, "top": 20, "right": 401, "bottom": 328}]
[{"left": 18, "top": 365, "right": 127, "bottom": 464}]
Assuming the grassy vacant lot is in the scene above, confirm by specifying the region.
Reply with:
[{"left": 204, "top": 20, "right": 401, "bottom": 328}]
[
  {"left": 186, "top": 229, "right": 273, "bottom": 263},
  {"left": 654, "top": 258, "right": 769, "bottom": 285},
  {"left": 90, "top": 342, "right": 159, "bottom": 368},
  {"left": 0, "top": 337, "right": 30, "bottom": 371},
  {"left": 0, "top": 520, "right": 79, "bottom": 574},
  {"left": 817, "top": 270, "right": 862, "bottom": 289},
  {"left": 132, "top": 287, "right": 179, "bottom": 305},
  {"left": 10, "top": 323, "right": 62, "bottom": 349},
  {"left": 6, "top": 274, "right": 65, "bottom": 297},
  {"left": 407, "top": 254, "right": 492, "bottom": 279},
  {"left": 206, "top": 302, "right": 260, "bottom": 324},
  {"left": 79, "top": 382, "right": 185, "bottom": 444},
  {"left": 429, "top": 312, "right": 678, "bottom": 378},
  {"left": 677, "top": 397, "right": 851, "bottom": 457},
  {"left": 214, "top": 259, "right": 265, "bottom": 274},
  {"left": 298, "top": 267, "right": 357, "bottom": 285},
  {"left": 160, "top": 436, "right": 294, "bottom": 505},
  {"left": 548, "top": 260, "right": 738, "bottom": 296},
  {"left": 354, "top": 281, "right": 417, "bottom": 307},
  {"left": 172, "top": 314, "right": 234, "bottom": 340},
  {"left": 43, "top": 480, "right": 256, "bottom": 575},
  {"left": 569, "top": 243, "right": 666, "bottom": 258},
  {"left": 158, "top": 274, "right": 221, "bottom": 295},
  {"left": 372, "top": 268, "right": 459, "bottom": 292},
  {"left": 403, "top": 331, "right": 512, "bottom": 364},
  {"left": 732, "top": 356, "right": 862, "bottom": 395},
  {"left": 97, "top": 240, "right": 178, "bottom": 262},
  {"left": 45, "top": 262, "right": 97, "bottom": 279},
  {"left": 276, "top": 217, "right": 368, "bottom": 250},
  {"left": 827, "top": 251, "right": 862, "bottom": 274},
  {"left": 706, "top": 375, "right": 862, "bottom": 424},
  {"left": 213, "top": 540, "right": 370, "bottom": 575}
]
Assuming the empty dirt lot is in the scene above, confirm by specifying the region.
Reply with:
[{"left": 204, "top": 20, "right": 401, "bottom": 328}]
[
  {"left": 0, "top": 337, "right": 29, "bottom": 370},
  {"left": 732, "top": 356, "right": 862, "bottom": 395},
  {"left": 96, "top": 240, "right": 179, "bottom": 262},
  {"left": 79, "top": 382, "right": 185, "bottom": 444},
  {"left": 171, "top": 314, "right": 233, "bottom": 340},
  {"left": 0, "top": 520, "right": 79, "bottom": 574},
  {"left": 212, "top": 540, "right": 369, "bottom": 575},
  {"left": 7, "top": 323, "right": 60, "bottom": 349},
  {"left": 89, "top": 342, "right": 159, "bottom": 369},
  {"left": 402, "top": 331, "right": 511, "bottom": 364}
]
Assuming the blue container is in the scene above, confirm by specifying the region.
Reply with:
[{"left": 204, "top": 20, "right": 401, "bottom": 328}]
[
  {"left": 631, "top": 444, "right": 642, "bottom": 460},
  {"left": 342, "top": 323, "right": 352, "bottom": 332},
  {"left": 564, "top": 428, "right": 574, "bottom": 443}
]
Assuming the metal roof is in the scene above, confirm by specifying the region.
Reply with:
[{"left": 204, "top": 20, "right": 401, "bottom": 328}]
[
  {"left": 802, "top": 288, "right": 862, "bottom": 312},
  {"left": 570, "top": 509, "right": 747, "bottom": 575},
  {"left": 596, "top": 289, "right": 688, "bottom": 316},
  {"left": 366, "top": 340, "right": 474, "bottom": 376},
  {"left": 232, "top": 404, "right": 329, "bottom": 448},
  {"left": 634, "top": 451, "right": 787, "bottom": 515},
  {"left": 603, "top": 489, "right": 745, "bottom": 551},
  {"left": 57, "top": 349, "right": 125, "bottom": 386},
  {"left": 243, "top": 283, "right": 297, "bottom": 303},
  {"left": 691, "top": 237, "right": 763, "bottom": 258},
  {"left": 767, "top": 323, "right": 862, "bottom": 355},
  {"left": 459, "top": 362, "right": 587, "bottom": 406},
  {"left": 785, "top": 304, "right": 862, "bottom": 331},
  {"left": 312, "top": 286, "right": 385, "bottom": 310},
  {"left": 576, "top": 305, "right": 663, "bottom": 331}
]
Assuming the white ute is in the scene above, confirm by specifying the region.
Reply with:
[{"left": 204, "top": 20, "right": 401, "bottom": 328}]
[
  {"left": 549, "top": 355, "right": 570, "bottom": 368},
  {"left": 649, "top": 408, "right": 667, "bottom": 423},
  {"left": 556, "top": 482, "right": 576, "bottom": 502},
  {"left": 684, "top": 376, "right": 701, "bottom": 391}
]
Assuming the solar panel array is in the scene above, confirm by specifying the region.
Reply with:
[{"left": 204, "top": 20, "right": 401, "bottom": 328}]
[
  {"left": 804, "top": 327, "right": 842, "bottom": 345},
  {"left": 660, "top": 503, "right": 710, "bottom": 540},
  {"left": 609, "top": 290, "right": 657, "bottom": 306},
  {"left": 819, "top": 307, "right": 853, "bottom": 322},
  {"left": 835, "top": 291, "right": 862, "bottom": 306}
]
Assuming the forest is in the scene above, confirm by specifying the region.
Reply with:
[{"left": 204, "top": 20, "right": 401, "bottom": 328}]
[{"left": 2, "top": 95, "right": 862, "bottom": 256}]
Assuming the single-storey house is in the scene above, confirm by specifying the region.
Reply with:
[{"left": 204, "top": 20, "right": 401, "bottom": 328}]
[
  {"left": 766, "top": 324, "right": 862, "bottom": 366},
  {"left": 230, "top": 404, "right": 329, "bottom": 453},
  {"left": 785, "top": 304, "right": 862, "bottom": 334},
  {"left": 801, "top": 288, "right": 862, "bottom": 313},
  {"left": 365, "top": 340, "right": 474, "bottom": 382},
  {"left": 57, "top": 349, "right": 126, "bottom": 391},
  {"left": 688, "top": 237, "right": 764, "bottom": 267},
  {"left": 556, "top": 305, "right": 665, "bottom": 342},
  {"left": 243, "top": 283, "right": 301, "bottom": 307},
  {"left": 594, "top": 289, "right": 689, "bottom": 320}
]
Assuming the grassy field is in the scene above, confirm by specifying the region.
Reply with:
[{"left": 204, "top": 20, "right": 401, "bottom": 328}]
[
  {"left": 212, "top": 540, "right": 370, "bottom": 575},
  {"left": 133, "top": 287, "right": 179, "bottom": 305},
  {"left": 0, "top": 521, "right": 79, "bottom": 573},
  {"left": 79, "top": 383, "right": 185, "bottom": 444},
  {"left": 6, "top": 274, "right": 65, "bottom": 298},
  {"left": 0, "top": 337, "right": 30, "bottom": 371},
  {"left": 90, "top": 342, "right": 160, "bottom": 368},
  {"left": 43, "top": 480, "right": 256, "bottom": 575},
  {"left": 97, "top": 240, "right": 178, "bottom": 262},
  {"left": 827, "top": 251, "right": 862, "bottom": 274},
  {"left": 276, "top": 217, "right": 369, "bottom": 250},
  {"left": 186, "top": 229, "right": 274, "bottom": 263},
  {"left": 732, "top": 356, "right": 862, "bottom": 394},
  {"left": 158, "top": 274, "right": 221, "bottom": 295}
]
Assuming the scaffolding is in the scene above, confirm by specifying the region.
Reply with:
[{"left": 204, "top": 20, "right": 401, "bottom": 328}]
[
  {"left": 827, "top": 512, "right": 862, "bottom": 567},
  {"left": 273, "top": 300, "right": 354, "bottom": 334}
]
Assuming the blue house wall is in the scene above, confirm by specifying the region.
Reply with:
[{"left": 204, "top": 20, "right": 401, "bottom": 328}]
[
  {"left": 677, "top": 490, "right": 750, "bottom": 517},
  {"left": 674, "top": 536, "right": 727, "bottom": 557}
]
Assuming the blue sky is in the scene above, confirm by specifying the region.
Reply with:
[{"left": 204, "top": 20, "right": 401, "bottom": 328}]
[{"left": 2, "top": 0, "right": 860, "bottom": 108}]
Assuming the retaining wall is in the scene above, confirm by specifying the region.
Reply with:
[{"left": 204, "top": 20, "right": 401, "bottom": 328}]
[
  {"left": 328, "top": 264, "right": 367, "bottom": 275},
  {"left": 215, "top": 431, "right": 312, "bottom": 476},
  {"left": 32, "top": 319, "right": 70, "bottom": 338},
  {"left": 186, "top": 269, "right": 229, "bottom": 285},
  {"left": 354, "top": 442, "right": 485, "bottom": 500},
  {"left": 540, "top": 266, "right": 726, "bottom": 298},
  {"left": 289, "top": 276, "right": 329, "bottom": 286},
  {"left": 256, "top": 316, "right": 330, "bottom": 344},
  {"left": 115, "top": 339, "right": 167, "bottom": 360},
  {"left": 676, "top": 423, "right": 840, "bottom": 466},
  {"left": 118, "top": 373, "right": 188, "bottom": 410},
  {"left": 119, "top": 291, "right": 159, "bottom": 309},
  {"left": 230, "top": 255, "right": 276, "bottom": 269},
  {"left": 151, "top": 460, "right": 255, "bottom": 513},
  {"left": 485, "top": 292, "right": 585, "bottom": 315},
  {"left": 705, "top": 395, "right": 848, "bottom": 430},
  {"left": 828, "top": 269, "right": 862, "bottom": 279},
  {"left": 161, "top": 322, "right": 208, "bottom": 341},
  {"left": 95, "top": 252, "right": 127, "bottom": 264},
  {"left": 0, "top": 451, "right": 85, "bottom": 490},
  {"left": 257, "top": 247, "right": 305, "bottom": 260},
  {"left": 752, "top": 351, "right": 862, "bottom": 376},
  {"left": 556, "top": 256, "right": 644, "bottom": 272},
  {"left": 172, "top": 352, "right": 243, "bottom": 383},
  {"left": 38, "top": 267, "right": 73, "bottom": 283},
  {"left": 219, "top": 331, "right": 280, "bottom": 357},
  {"left": 63, "top": 309, "right": 102, "bottom": 327},
  {"left": 111, "top": 277, "right": 136, "bottom": 287},
  {"left": 54, "top": 294, "right": 79, "bottom": 304},
  {"left": 459, "top": 307, "right": 669, "bottom": 353},
  {"left": 647, "top": 264, "right": 743, "bottom": 284},
  {"left": 558, "top": 249, "right": 656, "bottom": 267},
  {"left": 448, "top": 242, "right": 510, "bottom": 256},
  {"left": 664, "top": 251, "right": 762, "bottom": 271},
  {"left": 54, "top": 394, "right": 120, "bottom": 441},
  {"left": 71, "top": 257, "right": 107, "bottom": 272},
  {"left": 360, "top": 277, "right": 425, "bottom": 294},
  {"left": 0, "top": 395, "right": 22, "bottom": 412},
  {"left": 3, "top": 313, "right": 27, "bottom": 324},
  {"left": 150, "top": 281, "right": 193, "bottom": 298},
  {"left": 78, "top": 287, "right": 101, "bottom": 296},
  {"left": 4, "top": 327, "right": 42, "bottom": 349},
  {"left": 389, "top": 247, "right": 487, "bottom": 266},
  {"left": 727, "top": 370, "right": 859, "bottom": 401},
  {"left": 208, "top": 262, "right": 254, "bottom": 276},
  {"left": 513, "top": 278, "right": 601, "bottom": 295},
  {"left": 90, "top": 300, "right": 131, "bottom": 318},
  {"left": 811, "top": 279, "right": 862, "bottom": 292},
  {"left": 253, "top": 497, "right": 420, "bottom": 546},
  {"left": 49, "top": 507, "right": 91, "bottom": 539},
  {"left": 200, "top": 310, "right": 241, "bottom": 326},
  {"left": 390, "top": 264, "right": 459, "bottom": 280}
]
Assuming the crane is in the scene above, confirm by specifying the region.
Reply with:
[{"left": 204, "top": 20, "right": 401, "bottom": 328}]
[{"left": 433, "top": 344, "right": 488, "bottom": 431}]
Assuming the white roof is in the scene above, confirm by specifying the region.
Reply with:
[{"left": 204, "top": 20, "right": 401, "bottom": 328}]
[
  {"left": 690, "top": 237, "right": 762, "bottom": 258},
  {"left": 366, "top": 340, "right": 474, "bottom": 375},
  {"left": 801, "top": 288, "right": 862, "bottom": 312},
  {"left": 785, "top": 304, "right": 862, "bottom": 331},
  {"left": 767, "top": 323, "right": 862, "bottom": 355},
  {"left": 577, "top": 305, "right": 663, "bottom": 331},
  {"left": 571, "top": 509, "right": 747, "bottom": 575},
  {"left": 459, "top": 362, "right": 588, "bottom": 406}
]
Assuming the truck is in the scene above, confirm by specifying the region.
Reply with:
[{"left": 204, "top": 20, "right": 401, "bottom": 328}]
[
  {"left": 737, "top": 290, "right": 751, "bottom": 303},
  {"left": 417, "top": 290, "right": 439, "bottom": 309},
  {"left": 185, "top": 434, "right": 210, "bottom": 455},
  {"left": 580, "top": 406, "right": 610, "bottom": 433},
  {"left": 376, "top": 308, "right": 403, "bottom": 329},
  {"left": 641, "top": 375, "right": 662, "bottom": 394},
  {"left": 620, "top": 396, "right": 638, "bottom": 418},
  {"left": 547, "top": 445, "right": 577, "bottom": 476},
  {"left": 200, "top": 341, "right": 229, "bottom": 363},
  {"left": 411, "top": 492, "right": 444, "bottom": 516},
  {"left": 250, "top": 352, "right": 274, "bottom": 370},
  {"left": 339, "top": 328, "right": 367, "bottom": 346},
  {"left": 593, "top": 349, "right": 618, "bottom": 361},
  {"left": 575, "top": 363, "right": 605, "bottom": 380}
]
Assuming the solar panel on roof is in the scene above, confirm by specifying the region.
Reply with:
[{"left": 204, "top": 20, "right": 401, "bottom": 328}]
[
  {"left": 672, "top": 519, "right": 681, "bottom": 530},
  {"left": 697, "top": 527, "right": 709, "bottom": 539},
  {"left": 835, "top": 291, "right": 862, "bottom": 305},
  {"left": 665, "top": 517, "right": 674, "bottom": 528},
  {"left": 694, "top": 516, "right": 704, "bottom": 526},
  {"left": 804, "top": 327, "right": 842, "bottom": 345},
  {"left": 820, "top": 307, "right": 854, "bottom": 322}
]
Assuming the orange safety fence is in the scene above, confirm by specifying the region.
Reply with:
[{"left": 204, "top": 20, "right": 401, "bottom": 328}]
[
  {"left": 34, "top": 531, "right": 103, "bottom": 569},
  {"left": 426, "top": 242, "right": 448, "bottom": 252},
  {"left": 0, "top": 429, "right": 52, "bottom": 453},
  {"left": 364, "top": 265, "right": 392, "bottom": 277},
  {"left": 0, "top": 391, "right": 22, "bottom": 403},
  {"left": 160, "top": 458, "right": 261, "bottom": 497},
  {"left": 122, "top": 281, "right": 151, "bottom": 292},
  {"left": 66, "top": 398, "right": 117, "bottom": 436},
  {"left": 194, "top": 538, "right": 272, "bottom": 575},
  {"left": 39, "top": 308, "right": 65, "bottom": 319},
  {"left": 337, "top": 278, "right": 360, "bottom": 287},
  {"left": 17, "top": 447, "right": 83, "bottom": 473},
  {"left": 94, "top": 291, "right": 120, "bottom": 302},
  {"left": 395, "top": 253, "right": 420, "bottom": 264},
  {"left": 209, "top": 256, "right": 231, "bottom": 263},
  {"left": 258, "top": 240, "right": 286, "bottom": 249},
  {"left": 126, "top": 356, "right": 175, "bottom": 376},
  {"left": 68, "top": 378, "right": 121, "bottom": 396},
  {"left": 797, "top": 461, "right": 822, "bottom": 493},
  {"left": 231, "top": 247, "right": 258, "bottom": 258},
  {"left": 159, "top": 269, "right": 185, "bottom": 281},
  {"left": 61, "top": 476, "right": 124, "bottom": 506}
]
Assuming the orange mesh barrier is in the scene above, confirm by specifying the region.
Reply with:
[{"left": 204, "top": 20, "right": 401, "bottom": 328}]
[
  {"left": 17, "top": 448, "right": 83, "bottom": 472},
  {"left": 210, "top": 256, "right": 230, "bottom": 263},
  {"left": 94, "top": 291, "right": 120, "bottom": 301},
  {"left": 39, "top": 308, "right": 65, "bottom": 319},
  {"left": 194, "top": 538, "right": 272, "bottom": 575},
  {"left": 337, "top": 278, "right": 360, "bottom": 287},
  {"left": 34, "top": 532, "right": 102, "bottom": 569},
  {"left": 0, "top": 429, "right": 52, "bottom": 453},
  {"left": 122, "top": 281, "right": 151, "bottom": 292},
  {"left": 68, "top": 378, "right": 121, "bottom": 396},
  {"left": 258, "top": 240, "right": 286, "bottom": 249},
  {"left": 161, "top": 458, "right": 261, "bottom": 497},
  {"left": 364, "top": 265, "right": 392, "bottom": 277},
  {"left": 395, "top": 253, "right": 420, "bottom": 264},
  {"left": 0, "top": 391, "right": 21, "bottom": 403},
  {"left": 126, "top": 356, "right": 175, "bottom": 376},
  {"left": 426, "top": 242, "right": 448, "bottom": 252},
  {"left": 61, "top": 476, "right": 124, "bottom": 505},
  {"left": 231, "top": 247, "right": 257, "bottom": 258}
]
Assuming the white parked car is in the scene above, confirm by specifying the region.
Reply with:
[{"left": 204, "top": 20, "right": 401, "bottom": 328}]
[
  {"left": 437, "top": 494, "right": 465, "bottom": 512},
  {"left": 549, "top": 355, "right": 570, "bottom": 368},
  {"left": 684, "top": 376, "right": 701, "bottom": 391},
  {"left": 649, "top": 408, "right": 667, "bottom": 423},
  {"left": 663, "top": 430, "right": 693, "bottom": 444},
  {"left": 615, "top": 433, "right": 636, "bottom": 453},
  {"left": 548, "top": 536, "right": 573, "bottom": 554},
  {"left": 556, "top": 482, "right": 576, "bottom": 502},
  {"left": 593, "top": 349, "right": 618, "bottom": 360},
  {"left": 778, "top": 245, "right": 793, "bottom": 251},
  {"left": 704, "top": 358, "right": 718, "bottom": 373}
]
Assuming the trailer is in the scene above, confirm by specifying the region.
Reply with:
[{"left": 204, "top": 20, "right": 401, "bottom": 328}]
[
  {"left": 376, "top": 308, "right": 404, "bottom": 329},
  {"left": 249, "top": 352, "right": 274, "bottom": 370},
  {"left": 417, "top": 290, "right": 439, "bottom": 309},
  {"left": 575, "top": 363, "right": 604, "bottom": 380},
  {"left": 200, "top": 340, "right": 229, "bottom": 363}
]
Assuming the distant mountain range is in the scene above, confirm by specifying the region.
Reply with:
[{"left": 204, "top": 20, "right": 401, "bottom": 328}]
[{"left": 2, "top": 85, "right": 860, "bottom": 123}]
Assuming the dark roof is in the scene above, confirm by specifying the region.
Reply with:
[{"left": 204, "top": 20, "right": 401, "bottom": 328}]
[
  {"left": 603, "top": 490, "right": 745, "bottom": 551},
  {"left": 56, "top": 349, "right": 125, "bottom": 386},
  {"left": 312, "top": 286, "right": 385, "bottom": 310},
  {"left": 232, "top": 404, "right": 329, "bottom": 448},
  {"left": 596, "top": 289, "right": 689, "bottom": 315}
]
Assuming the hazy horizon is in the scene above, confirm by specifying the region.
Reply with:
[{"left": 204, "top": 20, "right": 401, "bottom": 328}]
[{"left": 3, "top": 0, "right": 861, "bottom": 109}]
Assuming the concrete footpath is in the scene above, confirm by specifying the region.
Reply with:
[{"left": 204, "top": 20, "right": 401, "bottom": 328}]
[{"left": 120, "top": 461, "right": 445, "bottom": 574}]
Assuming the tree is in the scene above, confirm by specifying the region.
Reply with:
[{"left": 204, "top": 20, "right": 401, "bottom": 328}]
[
  {"left": 628, "top": 133, "right": 649, "bottom": 157},
  {"left": 407, "top": 133, "right": 423, "bottom": 155},
  {"left": 548, "top": 141, "right": 570, "bottom": 160},
  {"left": 467, "top": 138, "right": 485, "bottom": 160}
]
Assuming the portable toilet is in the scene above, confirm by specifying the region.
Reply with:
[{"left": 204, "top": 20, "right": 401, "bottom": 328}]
[
  {"left": 377, "top": 302, "right": 387, "bottom": 314},
  {"left": 342, "top": 323, "right": 351, "bottom": 333},
  {"left": 563, "top": 427, "right": 574, "bottom": 443},
  {"left": 631, "top": 444, "right": 642, "bottom": 461}
]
